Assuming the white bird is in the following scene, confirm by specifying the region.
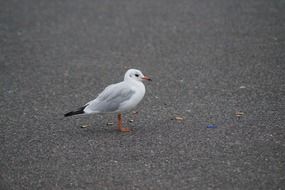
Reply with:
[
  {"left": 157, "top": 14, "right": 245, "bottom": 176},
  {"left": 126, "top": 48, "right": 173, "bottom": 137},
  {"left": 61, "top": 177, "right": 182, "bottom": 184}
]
[{"left": 64, "top": 69, "right": 151, "bottom": 132}]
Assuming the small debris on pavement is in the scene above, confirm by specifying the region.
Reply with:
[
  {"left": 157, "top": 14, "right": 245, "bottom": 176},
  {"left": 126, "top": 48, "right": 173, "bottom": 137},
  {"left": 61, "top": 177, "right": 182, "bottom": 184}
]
[
  {"left": 239, "top": 86, "right": 246, "bottom": 89},
  {"left": 81, "top": 125, "right": 90, "bottom": 128},
  {"left": 106, "top": 122, "right": 114, "bottom": 126},
  {"left": 207, "top": 124, "right": 217, "bottom": 128},
  {"left": 128, "top": 119, "right": 134, "bottom": 123},
  {"left": 175, "top": 116, "right": 184, "bottom": 122},
  {"left": 235, "top": 111, "right": 244, "bottom": 117},
  {"left": 132, "top": 111, "right": 139, "bottom": 115}
]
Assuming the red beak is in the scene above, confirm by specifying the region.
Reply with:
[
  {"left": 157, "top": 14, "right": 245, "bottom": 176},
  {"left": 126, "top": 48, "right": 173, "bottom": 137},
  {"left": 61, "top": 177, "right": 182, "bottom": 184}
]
[{"left": 142, "top": 76, "right": 152, "bottom": 81}]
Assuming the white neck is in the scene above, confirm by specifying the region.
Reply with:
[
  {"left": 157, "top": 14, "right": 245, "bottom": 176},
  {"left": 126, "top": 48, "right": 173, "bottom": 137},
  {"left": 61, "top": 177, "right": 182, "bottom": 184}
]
[{"left": 124, "top": 76, "right": 141, "bottom": 85}]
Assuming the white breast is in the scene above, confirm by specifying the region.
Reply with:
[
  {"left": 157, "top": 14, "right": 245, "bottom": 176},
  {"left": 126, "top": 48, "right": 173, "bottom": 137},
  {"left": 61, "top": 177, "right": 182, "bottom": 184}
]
[{"left": 118, "top": 82, "right": 145, "bottom": 112}]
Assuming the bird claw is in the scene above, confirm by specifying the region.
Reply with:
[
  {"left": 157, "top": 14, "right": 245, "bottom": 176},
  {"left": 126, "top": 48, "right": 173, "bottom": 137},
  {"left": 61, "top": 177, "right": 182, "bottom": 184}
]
[{"left": 119, "top": 127, "right": 131, "bottom": 132}]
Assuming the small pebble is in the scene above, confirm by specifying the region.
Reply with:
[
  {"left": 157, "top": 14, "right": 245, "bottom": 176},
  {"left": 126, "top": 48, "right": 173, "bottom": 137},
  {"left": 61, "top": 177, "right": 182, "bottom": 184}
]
[
  {"left": 175, "top": 116, "right": 183, "bottom": 120},
  {"left": 81, "top": 125, "right": 89, "bottom": 128},
  {"left": 175, "top": 116, "right": 184, "bottom": 122},
  {"left": 235, "top": 111, "right": 244, "bottom": 117},
  {"left": 128, "top": 119, "right": 134, "bottom": 123},
  {"left": 106, "top": 122, "right": 114, "bottom": 126}
]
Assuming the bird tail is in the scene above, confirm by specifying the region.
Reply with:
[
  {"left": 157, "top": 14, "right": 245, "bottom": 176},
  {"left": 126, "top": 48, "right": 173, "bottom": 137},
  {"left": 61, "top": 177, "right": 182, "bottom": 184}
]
[{"left": 64, "top": 105, "right": 87, "bottom": 117}]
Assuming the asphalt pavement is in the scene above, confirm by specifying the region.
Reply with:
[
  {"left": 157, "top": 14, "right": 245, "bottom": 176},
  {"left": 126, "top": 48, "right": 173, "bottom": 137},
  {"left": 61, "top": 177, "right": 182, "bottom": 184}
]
[{"left": 0, "top": 0, "right": 284, "bottom": 189}]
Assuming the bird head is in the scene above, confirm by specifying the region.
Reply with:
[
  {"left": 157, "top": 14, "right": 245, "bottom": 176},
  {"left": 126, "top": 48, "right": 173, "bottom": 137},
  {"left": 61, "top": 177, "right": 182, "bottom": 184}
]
[{"left": 124, "top": 69, "right": 152, "bottom": 82}]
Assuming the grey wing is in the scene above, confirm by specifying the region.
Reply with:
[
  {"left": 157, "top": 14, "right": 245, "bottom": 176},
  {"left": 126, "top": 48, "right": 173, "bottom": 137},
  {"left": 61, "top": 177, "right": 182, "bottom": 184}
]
[{"left": 85, "top": 83, "right": 135, "bottom": 113}]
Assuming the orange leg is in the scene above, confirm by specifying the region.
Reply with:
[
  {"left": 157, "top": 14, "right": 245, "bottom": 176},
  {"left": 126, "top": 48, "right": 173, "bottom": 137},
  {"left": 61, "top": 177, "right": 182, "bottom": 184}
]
[{"left": 117, "top": 113, "right": 130, "bottom": 132}]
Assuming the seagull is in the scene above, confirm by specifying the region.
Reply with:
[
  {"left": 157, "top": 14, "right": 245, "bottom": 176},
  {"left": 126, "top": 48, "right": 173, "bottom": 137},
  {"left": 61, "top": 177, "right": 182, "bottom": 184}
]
[{"left": 64, "top": 69, "right": 151, "bottom": 132}]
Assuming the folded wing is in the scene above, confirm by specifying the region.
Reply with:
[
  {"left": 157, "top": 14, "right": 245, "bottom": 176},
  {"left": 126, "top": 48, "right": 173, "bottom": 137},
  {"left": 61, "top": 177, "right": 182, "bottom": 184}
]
[{"left": 84, "top": 82, "right": 135, "bottom": 113}]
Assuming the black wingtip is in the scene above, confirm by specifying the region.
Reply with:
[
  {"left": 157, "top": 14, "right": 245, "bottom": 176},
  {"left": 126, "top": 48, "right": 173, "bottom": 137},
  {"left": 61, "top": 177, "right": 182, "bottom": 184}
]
[
  {"left": 64, "top": 105, "right": 87, "bottom": 117},
  {"left": 64, "top": 111, "right": 75, "bottom": 117}
]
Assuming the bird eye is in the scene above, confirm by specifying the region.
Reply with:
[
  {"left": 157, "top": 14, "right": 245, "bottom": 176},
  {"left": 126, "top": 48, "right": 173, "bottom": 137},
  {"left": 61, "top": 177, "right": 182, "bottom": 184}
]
[{"left": 135, "top": 74, "right": 139, "bottom": 77}]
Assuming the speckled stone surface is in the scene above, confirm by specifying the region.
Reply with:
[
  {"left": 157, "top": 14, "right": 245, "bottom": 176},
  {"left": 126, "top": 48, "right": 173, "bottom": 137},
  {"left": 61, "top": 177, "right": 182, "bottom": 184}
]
[{"left": 0, "top": 0, "right": 284, "bottom": 189}]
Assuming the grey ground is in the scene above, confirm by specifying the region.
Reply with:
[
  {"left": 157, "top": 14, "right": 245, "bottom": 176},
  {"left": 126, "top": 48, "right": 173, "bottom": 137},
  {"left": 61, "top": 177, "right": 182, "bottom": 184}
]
[{"left": 1, "top": 0, "right": 285, "bottom": 189}]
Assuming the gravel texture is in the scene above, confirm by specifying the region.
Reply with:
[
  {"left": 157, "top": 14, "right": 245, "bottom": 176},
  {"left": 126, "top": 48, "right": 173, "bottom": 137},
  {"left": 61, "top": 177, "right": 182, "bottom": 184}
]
[{"left": 1, "top": 0, "right": 284, "bottom": 189}]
